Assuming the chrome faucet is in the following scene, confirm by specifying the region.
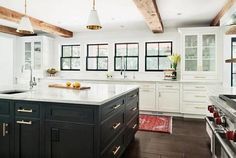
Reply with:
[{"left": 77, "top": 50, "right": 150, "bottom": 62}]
[
  {"left": 120, "top": 56, "right": 127, "bottom": 79},
  {"left": 29, "top": 66, "right": 37, "bottom": 89}
]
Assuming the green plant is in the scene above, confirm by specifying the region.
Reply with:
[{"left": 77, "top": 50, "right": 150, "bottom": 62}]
[{"left": 168, "top": 54, "right": 181, "bottom": 70}]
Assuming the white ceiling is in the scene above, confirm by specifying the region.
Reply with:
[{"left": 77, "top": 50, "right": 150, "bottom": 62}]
[{"left": 0, "top": 0, "right": 228, "bottom": 33}]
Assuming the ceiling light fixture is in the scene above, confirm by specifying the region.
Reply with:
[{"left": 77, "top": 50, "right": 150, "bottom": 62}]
[
  {"left": 86, "top": 0, "right": 102, "bottom": 30},
  {"left": 16, "top": 0, "right": 34, "bottom": 34}
]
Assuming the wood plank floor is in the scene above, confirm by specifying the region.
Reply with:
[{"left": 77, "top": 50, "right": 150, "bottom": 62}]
[{"left": 122, "top": 117, "right": 211, "bottom": 158}]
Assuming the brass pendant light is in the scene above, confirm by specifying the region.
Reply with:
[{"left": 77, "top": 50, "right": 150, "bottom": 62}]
[{"left": 86, "top": 0, "right": 102, "bottom": 30}]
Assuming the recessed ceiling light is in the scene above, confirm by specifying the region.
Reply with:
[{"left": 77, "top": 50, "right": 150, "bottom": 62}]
[{"left": 177, "top": 13, "right": 182, "bottom": 16}]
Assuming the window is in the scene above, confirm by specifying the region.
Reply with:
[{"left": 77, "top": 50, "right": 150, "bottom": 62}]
[
  {"left": 145, "top": 42, "right": 172, "bottom": 71},
  {"left": 86, "top": 44, "right": 108, "bottom": 71},
  {"left": 61, "top": 45, "right": 80, "bottom": 71},
  {"left": 114, "top": 43, "right": 139, "bottom": 71},
  {"left": 231, "top": 38, "right": 236, "bottom": 86}
]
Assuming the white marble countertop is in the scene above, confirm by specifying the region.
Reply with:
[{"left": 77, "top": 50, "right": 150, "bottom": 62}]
[
  {"left": 208, "top": 86, "right": 236, "bottom": 97},
  {"left": 0, "top": 83, "right": 139, "bottom": 105}
]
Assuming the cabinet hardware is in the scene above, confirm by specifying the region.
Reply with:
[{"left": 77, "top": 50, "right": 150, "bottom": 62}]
[
  {"left": 112, "top": 122, "right": 121, "bottom": 130},
  {"left": 132, "top": 124, "right": 137, "bottom": 129},
  {"left": 195, "top": 86, "right": 205, "bottom": 88},
  {"left": 16, "top": 120, "right": 32, "bottom": 125},
  {"left": 17, "top": 109, "right": 33, "bottom": 113},
  {"left": 113, "top": 104, "right": 121, "bottom": 109},
  {"left": 165, "top": 85, "right": 173, "bottom": 88},
  {"left": 112, "top": 146, "right": 121, "bottom": 155},
  {"left": 194, "top": 107, "right": 205, "bottom": 109},
  {"left": 132, "top": 107, "right": 137, "bottom": 111},
  {"left": 2, "top": 123, "right": 8, "bottom": 137},
  {"left": 159, "top": 92, "right": 161, "bottom": 97},
  {"left": 131, "top": 94, "right": 137, "bottom": 98},
  {"left": 141, "top": 89, "right": 150, "bottom": 92},
  {"left": 194, "top": 76, "right": 206, "bottom": 79},
  {"left": 195, "top": 95, "right": 205, "bottom": 98}
]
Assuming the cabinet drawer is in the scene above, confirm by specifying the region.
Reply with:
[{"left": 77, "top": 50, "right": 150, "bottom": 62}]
[
  {"left": 159, "top": 83, "right": 180, "bottom": 90},
  {"left": 46, "top": 105, "right": 95, "bottom": 124},
  {"left": 101, "top": 132, "right": 125, "bottom": 158},
  {"left": 183, "top": 85, "right": 207, "bottom": 91},
  {"left": 139, "top": 83, "right": 155, "bottom": 89},
  {"left": 127, "top": 90, "right": 139, "bottom": 104},
  {"left": 182, "top": 102, "right": 207, "bottom": 115},
  {"left": 125, "top": 115, "right": 139, "bottom": 146},
  {"left": 183, "top": 92, "right": 207, "bottom": 103},
  {"left": 182, "top": 74, "right": 217, "bottom": 80},
  {"left": 0, "top": 100, "right": 10, "bottom": 115},
  {"left": 15, "top": 102, "right": 40, "bottom": 118},
  {"left": 101, "top": 110, "right": 125, "bottom": 150},
  {"left": 126, "top": 99, "right": 139, "bottom": 122},
  {"left": 102, "top": 97, "right": 125, "bottom": 121}
]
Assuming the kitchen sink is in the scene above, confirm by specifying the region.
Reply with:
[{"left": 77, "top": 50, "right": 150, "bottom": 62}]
[{"left": 0, "top": 90, "right": 28, "bottom": 94}]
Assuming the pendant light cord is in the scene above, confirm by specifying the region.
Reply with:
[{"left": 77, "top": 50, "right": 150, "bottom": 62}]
[
  {"left": 93, "top": 0, "right": 95, "bottom": 10},
  {"left": 24, "top": 0, "right": 27, "bottom": 15}
]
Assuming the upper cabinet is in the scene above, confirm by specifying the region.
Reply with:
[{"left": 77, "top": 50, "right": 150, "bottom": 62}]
[
  {"left": 17, "top": 36, "right": 54, "bottom": 78},
  {"left": 179, "top": 27, "right": 220, "bottom": 80}
]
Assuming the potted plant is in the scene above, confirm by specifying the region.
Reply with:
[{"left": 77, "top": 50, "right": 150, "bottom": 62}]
[{"left": 168, "top": 54, "right": 181, "bottom": 80}]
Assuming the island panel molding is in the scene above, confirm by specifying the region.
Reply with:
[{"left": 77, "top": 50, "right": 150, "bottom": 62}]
[
  {"left": 133, "top": 0, "right": 164, "bottom": 33},
  {"left": 210, "top": 0, "right": 236, "bottom": 26},
  {"left": 0, "top": 6, "right": 73, "bottom": 38}
]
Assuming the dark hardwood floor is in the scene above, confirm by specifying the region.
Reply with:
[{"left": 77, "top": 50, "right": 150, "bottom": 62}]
[{"left": 123, "top": 117, "right": 211, "bottom": 158}]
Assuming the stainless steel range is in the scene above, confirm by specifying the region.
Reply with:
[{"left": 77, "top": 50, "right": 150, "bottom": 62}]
[{"left": 206, "top": 95, "right": 236, "bottom": 158}]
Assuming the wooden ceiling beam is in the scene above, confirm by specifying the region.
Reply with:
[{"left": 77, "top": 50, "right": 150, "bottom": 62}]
[
  {"left": 210, "top": 0, "right": 236, "bottom": 26},
  {"left": 0, "top": 25, "right": 23, "bottom": 36},
  {"left": 0, "top": 6, "right": 73, "bottom": 38},
  {"left": 133, "top": 0, "right": 164, "bottom": 33}
]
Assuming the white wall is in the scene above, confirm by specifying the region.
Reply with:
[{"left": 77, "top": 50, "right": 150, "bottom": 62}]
[
  {"left": 53, "top": 28, "right": 180, "bottom": 80},
  {"left": 0, "top": 33, "right": 16, "bottom": 85}
]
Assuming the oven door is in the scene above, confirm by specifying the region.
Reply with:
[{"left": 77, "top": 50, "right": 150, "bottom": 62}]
[{"left": 206, "top": 116, "right": 217, "bottom": 154}]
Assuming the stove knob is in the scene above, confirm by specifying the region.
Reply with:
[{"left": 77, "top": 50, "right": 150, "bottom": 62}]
[
  {"left": 208, "top": 105, "right": 214, "bottom": 113},
  {"left": 215, "top": 117, "right": 222, "bottom": 125},
  {"left": 226, "top": 131, "right": 234, "bottom": 140},
  {"left": 213, "top": 111, "right": 220, "bottom": 118}
]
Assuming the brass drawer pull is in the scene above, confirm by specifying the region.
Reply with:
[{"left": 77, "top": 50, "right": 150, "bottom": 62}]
[
  {"left": 194, "top": 107, "right": 205, "bottom": 109},
  {"left": 112, "top": 122, "right": 121, "bottom": 130},
  {"left": 195, "top": 86, "right": 205, "bottom": 88},
  {"left": 2, "top": 123, "right": 8, "bottom": 137},
  {"left": 17, "top": 109, "right": 33, "bottom": 113},
  {"left": 195, "top": 95, "right": 205, "bottom": 98},
  {"left": 165, "top": 85, "right": 173, "bottom": 88},
  {"left": 132, "top": 107, "right": 137, "bottom": 111},
  {"left": 132, "top": 124, "right": 137, "bottom": 129},
  {"left": 112, "top": 146, "right": 121, "bottom": 155},
  {"left": 16, "top": 120, "right": 32, "bottom": 125},
  {"left": 113, "top": 104, "right": 121, "bottom": 109}
]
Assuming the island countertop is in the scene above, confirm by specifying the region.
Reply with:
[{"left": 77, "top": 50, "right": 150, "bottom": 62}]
[{"left": 0, "top": 83, "right": 139, "bottom": 105}]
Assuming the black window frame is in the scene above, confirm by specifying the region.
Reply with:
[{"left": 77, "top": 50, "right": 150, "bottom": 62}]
[
  {"left": 60, "top": 45, "right": 80, "bottom": 71},
  {"left": 231, "top": 38, "right": 236, "bottom": 86},
  {"left": 86, "top": 43, "right": 109, "bottom": 71},
  {"left": 145, "top": 41, "right": 173, "bottom": 71},
  {"left": 114, "top": 43, "right": 139, "bottom": 71}
]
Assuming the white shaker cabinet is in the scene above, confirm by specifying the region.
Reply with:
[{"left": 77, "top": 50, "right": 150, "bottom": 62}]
[
  {"left": 157, "top": 83, "right": 180, "bottom": 113},
  {"left": 179, "top": 27, "right": 219, "bottom": 81},
  {"left": 139, "top": 83, "right": 156, "bottom": 111}
]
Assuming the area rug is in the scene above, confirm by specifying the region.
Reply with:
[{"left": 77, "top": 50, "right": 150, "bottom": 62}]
[{"left": 139, "top": 114, "right": 172, "bottom": 134}]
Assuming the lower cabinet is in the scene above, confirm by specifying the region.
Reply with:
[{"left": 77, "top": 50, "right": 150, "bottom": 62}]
[
  {"left": 139, "top": 88, "right": 156, "bottom": 111},
  {"left": 158, "top": 90, "right": 180, "bottom": 112},
  {"left": 45, "top": 122, "right": 94, "bottom": 158},
  {"left": 0, "top": 118, "right": 11, "bottom": 158},
  {"left": 14, "top": 118, "right": 41, "bottom": 158}
]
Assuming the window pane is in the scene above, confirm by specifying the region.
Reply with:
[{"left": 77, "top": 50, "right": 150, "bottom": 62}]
[
  {"left": 62, "top": 58, "right": 71, "bottom": 69},
  {"left": 146, "top": 57, "right": 158, "bottom": 70},
  {"left": 62, "top": 46, "right": 72, "bottom": 57},
  {"left": 25, "top": 61, "right": 31, "bottom": 70},
  {"left": 88, "top": 45, "right": 98, "bottom": 56},
  {"left": 98, "top": 58, "right": 108, "bottom": 70},
  {"left": 116, "top": 44, "right": 126, "bottom": 56},
  {"left": 25, "top": 42, "right": 31, "bottom": 52},
  {"left": 159, "top": 43, "right": 172, "bottom": 56},
  {"left": 128, "top": 44, "right": 138, "bottom": 56},
  {"left": 146, "top": 43, "right": 158, "bottom": 56},
  {"left": 115, "top": 57, "right": 126, "bottom": 70},
  {"left": 87, "top": 58, "right": 97, "bottom": 69},
  {"left": 127, "top": 57, "right": 138, "bottom": 70},
  {"left": 71, "top": 58, "right": 80, "bottom": 69},
  {"left": 99, "top": 45, "right": 108, "bottom": 56},
  {"left": 203, "top": 35, "right": 215, "bottom": 47},
  {"left": 72, "top": 46, "right": 80, "bottom": 57},
  {"left": 159, "top": 57, "right": 171, "bottom": 70},
  {"left": 233, "top": 74, "right": 236, "bottom": 87},
  {"left": 185, "top": 60, "right": 197, "bottom": 71},
  {"left": 185, "top": 35, "right": 197, "bottom": 47}
]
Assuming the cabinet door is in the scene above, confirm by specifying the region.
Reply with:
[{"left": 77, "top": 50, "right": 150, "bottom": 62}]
[
  {"left": 202, "top": 34, "right": 216, "bottom": 72},
  {"left": 158, "top": 90, "right": 180, "bottom": 112},
  {"left": 139, "top": 89, "right": 156, "bottom": 111},
  {"left": 24, "top": 42, "right": 32, "bottom": 70},
  {"left": 45, "top": 122, "right": 94, "bottom": 158},
  {"left": 33, "top": 42, "right": 42, "bottom": 70},
  {"left": 184, "top": 35, "right": 198, "bottom": 71},
  {"left": 15, "top": 119, "right": 41, "bottom": 158},
  {"left": 0, "top": 119, "right": 10, "bottom": 158}
]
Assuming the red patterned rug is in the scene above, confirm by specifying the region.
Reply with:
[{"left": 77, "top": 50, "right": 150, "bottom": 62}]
[{"left": 139, "top": 114, "right": 172, "bottom": 134}]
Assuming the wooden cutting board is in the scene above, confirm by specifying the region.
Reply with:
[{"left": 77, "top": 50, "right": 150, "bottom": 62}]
[{"left": 48, "top": 84, "right": 91, "bottom": 90}]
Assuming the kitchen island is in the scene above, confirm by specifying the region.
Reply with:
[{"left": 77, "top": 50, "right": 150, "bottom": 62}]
[{"left": 0, "top": 83, "right": 139, "bottom": 158}]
